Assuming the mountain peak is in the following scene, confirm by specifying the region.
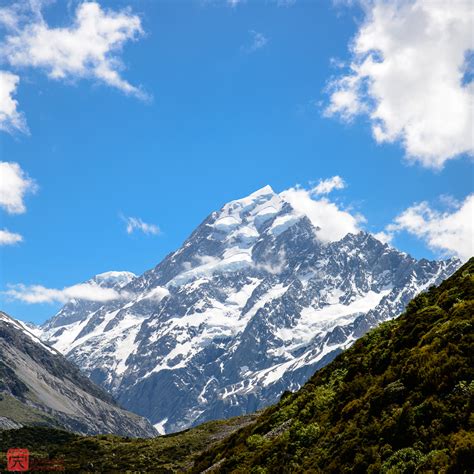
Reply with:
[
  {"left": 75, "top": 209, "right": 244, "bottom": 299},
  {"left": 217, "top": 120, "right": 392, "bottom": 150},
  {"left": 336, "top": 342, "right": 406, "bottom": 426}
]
[
  {"left": 213, "top": 184, "right": 285, "bottom": 235},
  {"left": 38, "top": 187, "right": 461, "bottom": 435},
  {"left": 250, "top": 184, "right": 275, "bottom": 197},
  {"left": 225, "top": 184, "right": 278, "bottom": 209}
]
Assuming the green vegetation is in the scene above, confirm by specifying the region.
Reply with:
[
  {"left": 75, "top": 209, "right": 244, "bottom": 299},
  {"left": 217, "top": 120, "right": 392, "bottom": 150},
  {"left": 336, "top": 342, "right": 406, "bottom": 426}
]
[
  {"left": 0, "top": 259, "right": 472, "bottom": 472},
  {"left": 0, "top": 394, "right": 59, "bottom": 427},
  {"left": 0, "top": 414, "right": 257, "bottom": 472},
  {"left": 194, "top": 258, "right": 474, "bottom": 473}
]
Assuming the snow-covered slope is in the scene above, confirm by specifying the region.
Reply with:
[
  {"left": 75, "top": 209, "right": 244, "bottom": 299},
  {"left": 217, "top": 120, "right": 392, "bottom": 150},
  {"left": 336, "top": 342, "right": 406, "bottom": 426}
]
[
  {"left": 40, "top": 186, "right": 460, "bottom": 433},
  {"left": 41, "top": 271, "right": 136, "bottom": 353}
]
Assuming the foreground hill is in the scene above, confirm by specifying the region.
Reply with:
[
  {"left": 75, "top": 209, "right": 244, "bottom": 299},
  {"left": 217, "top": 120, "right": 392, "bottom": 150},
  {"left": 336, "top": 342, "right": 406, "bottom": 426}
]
[
  {"left": 194, "top": 257, "right": 474, "bottom": 473},
  {"left": 40, "top": 185, "right": 459, "bottom": 433},
  {"left": 0, "top": 311, "right": 156, "bottom": 437},
  {"left": 1, "top": 258, "right": 472, "bottom": 472},
  {"left": 0, "top": 415, "right": 257, "bottom": 472}
]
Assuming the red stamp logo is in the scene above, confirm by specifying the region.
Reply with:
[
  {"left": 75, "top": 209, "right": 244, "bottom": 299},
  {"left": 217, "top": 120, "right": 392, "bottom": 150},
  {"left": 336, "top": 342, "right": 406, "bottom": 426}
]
[{"left": 7, "top": 448, "right": 29, "bottom": 471}]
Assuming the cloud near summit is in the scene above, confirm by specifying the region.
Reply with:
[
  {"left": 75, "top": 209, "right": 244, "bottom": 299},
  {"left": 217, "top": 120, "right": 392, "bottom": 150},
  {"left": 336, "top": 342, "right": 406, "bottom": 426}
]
[{"left": 280, "top": 181, "right": 363, "bottom": 243}]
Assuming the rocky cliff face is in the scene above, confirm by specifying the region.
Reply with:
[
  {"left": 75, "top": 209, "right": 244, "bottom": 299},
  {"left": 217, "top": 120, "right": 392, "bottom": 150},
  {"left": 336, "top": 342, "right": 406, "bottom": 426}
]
[
  {"left": 0, "top": 311, "right": 156, "bottom": 437},
  {"left": 40, "top": 186, "right": 460, "bottom": 433}
]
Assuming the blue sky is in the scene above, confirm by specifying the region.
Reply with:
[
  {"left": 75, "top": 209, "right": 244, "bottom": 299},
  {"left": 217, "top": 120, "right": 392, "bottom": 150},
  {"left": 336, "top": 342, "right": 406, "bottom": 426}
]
[{"left": 0, "top": 0, "right": 473, "bottom": 323}]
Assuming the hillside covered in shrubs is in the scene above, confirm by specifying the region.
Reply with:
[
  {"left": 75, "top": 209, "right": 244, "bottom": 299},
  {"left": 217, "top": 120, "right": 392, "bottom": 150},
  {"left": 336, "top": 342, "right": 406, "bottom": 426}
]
[{"left": 194, "top": 258, "right": 474, "bottom": 473}]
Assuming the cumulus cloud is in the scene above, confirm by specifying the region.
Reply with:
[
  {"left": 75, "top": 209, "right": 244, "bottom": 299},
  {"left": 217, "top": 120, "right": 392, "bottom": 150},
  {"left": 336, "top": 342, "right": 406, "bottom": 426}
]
[
  {"left": 0, "top": 71, "right": 28, "bottom": 134},
  {"left": 123, "top": 215, "right": 160, "bottom": 235},
  {"left": 0, "top": 161, "right": 37, "bottom": 214},
  {"left": 244, "top": 30, "right": 268, "bottom": 53},
  {"left": 0, "top": 229, "right": 23, "bottom": 245},
  {"left": 311, "top": 176, "right": 345, "bottom": 195},
  {"left": 0, "top": 1, "right": 147, "bottom": 99},
  {"left": 325, "top": 0, "right": 474, "bottom": 168},
  {"left": 280, "top": 185, "right": 364, "bottom": 243},
  {"left": 385, "top": 194, "right": 474, "bottom": 261},
  {"left": 4, "top": 281, "right": 130, "bottom": 304}
]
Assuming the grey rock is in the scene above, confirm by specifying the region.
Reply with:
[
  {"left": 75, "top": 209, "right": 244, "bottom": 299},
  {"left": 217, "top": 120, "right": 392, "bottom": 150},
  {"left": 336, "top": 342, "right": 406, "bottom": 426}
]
[{"left": 0, "top": 311, "right": 156, "bottom": 437}]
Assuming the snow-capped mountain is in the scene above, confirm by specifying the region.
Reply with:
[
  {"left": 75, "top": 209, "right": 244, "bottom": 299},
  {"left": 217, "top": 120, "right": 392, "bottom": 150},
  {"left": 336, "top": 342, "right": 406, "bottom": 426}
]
[
  {"left": 39, "top": 186, "right": 460, "bottom": 434},
  {"left": 42, "top": 271, "right": 136, "bottom": 353}
]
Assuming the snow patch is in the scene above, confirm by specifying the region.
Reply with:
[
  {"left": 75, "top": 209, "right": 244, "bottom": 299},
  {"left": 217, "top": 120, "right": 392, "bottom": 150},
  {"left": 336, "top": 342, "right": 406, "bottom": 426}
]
[
  {"left": 269, "top": 214, "right": 301, "bottom": 236},
  {"left": 154, "top": 418, "right": 168, "bottom": 435},
  {"left": 276, "top": 289, "right": 392, "bottom": 350}
]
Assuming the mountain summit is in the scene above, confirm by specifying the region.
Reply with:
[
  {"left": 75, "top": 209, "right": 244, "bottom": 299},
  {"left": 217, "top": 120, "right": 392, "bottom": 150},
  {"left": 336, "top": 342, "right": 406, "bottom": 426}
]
[{"left": 40, "top": 186, "right": 460, "bottom": 433}]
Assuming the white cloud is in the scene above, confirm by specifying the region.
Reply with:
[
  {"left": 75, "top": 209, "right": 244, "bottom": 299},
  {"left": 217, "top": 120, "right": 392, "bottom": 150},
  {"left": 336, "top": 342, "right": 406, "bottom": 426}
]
[
  {"left": 325, "top": 0, "right": 474, "bottom": 168},
  {"left": 371, "top": 231, "right": 392, "bottom": 245},
  {"left": 280, "top": 185, "right": 363, "bottom": 243},
  {"left": 197, "top": 255, "right": 220, "bottom": 266},
  {"left": 311, "top": 175, "right": 346, "bottom": 195},
  {"left": 244, "top": 30, "right": 268, "bottom": 53},
  {"left": 385, "top": 194, "right": 474, "bottom": 261},
  {"left": 1, "top": 1, "right": 147, "bottom": 99},
  {"left": 0, "top": 161, "right": 37, "bottom": 214},
  {"left": 123, "top": 215, "right": 160, "bottom": 235},
  {"left": 4, "top": 281, "right": 129, "bottom": 304},
  {"left": 0, "top": 5, "right": 20, "bottom": 30},
  {"left": 143, "top": 286, "right": 170, "bottom": 302},
  {"left": 0, "top": 229, "right": 23, "bottom": 245},
  {"left": 0, "top": 71, "right": 28, "bottom": 134}
]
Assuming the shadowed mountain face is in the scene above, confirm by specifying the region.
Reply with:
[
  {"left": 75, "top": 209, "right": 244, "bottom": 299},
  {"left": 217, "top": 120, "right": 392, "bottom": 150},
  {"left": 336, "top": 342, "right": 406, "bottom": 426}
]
[
  {"left": 40, "top": 186, "right": 460, "bottom": 433},
  {"left": 0, "top": 311, "right": 156, "bottom": 437}
]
